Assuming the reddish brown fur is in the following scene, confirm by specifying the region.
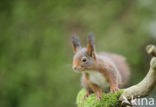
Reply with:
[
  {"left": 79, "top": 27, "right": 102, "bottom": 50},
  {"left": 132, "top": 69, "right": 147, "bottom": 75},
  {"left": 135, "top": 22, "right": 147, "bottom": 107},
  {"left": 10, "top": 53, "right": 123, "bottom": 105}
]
[
  {"left": 101, "top": 52, "right": 130, "bottom": 86},
  {"left": 72, "top": 58, "right": 80, "bottom": 69}
]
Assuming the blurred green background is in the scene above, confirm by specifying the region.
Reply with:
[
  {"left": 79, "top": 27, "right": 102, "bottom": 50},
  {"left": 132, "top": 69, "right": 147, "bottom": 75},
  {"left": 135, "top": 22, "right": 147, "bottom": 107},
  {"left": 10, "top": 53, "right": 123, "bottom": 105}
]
[{"left": 0, "top": 0, "right": 156, "bottom": 107}]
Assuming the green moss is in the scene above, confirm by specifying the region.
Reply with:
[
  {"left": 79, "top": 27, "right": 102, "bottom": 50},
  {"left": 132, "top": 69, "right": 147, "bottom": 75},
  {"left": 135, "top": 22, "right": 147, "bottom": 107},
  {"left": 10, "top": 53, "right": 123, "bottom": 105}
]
[{"left": 76, "top": 89, "right": 123, "bottom": 107}]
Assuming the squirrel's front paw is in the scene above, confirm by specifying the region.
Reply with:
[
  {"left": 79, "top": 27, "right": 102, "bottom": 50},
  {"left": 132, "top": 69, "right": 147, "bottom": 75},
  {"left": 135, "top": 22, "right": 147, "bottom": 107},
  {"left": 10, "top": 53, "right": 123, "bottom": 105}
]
[
  {"left": 110, "top": 87, "right": 119, "bottom": 92},
  {"left": 96, "top": 94, "right": 102, "bottom": 100},
  {"left": 81, "top": 91, "right": 91, "bottom": 100}
]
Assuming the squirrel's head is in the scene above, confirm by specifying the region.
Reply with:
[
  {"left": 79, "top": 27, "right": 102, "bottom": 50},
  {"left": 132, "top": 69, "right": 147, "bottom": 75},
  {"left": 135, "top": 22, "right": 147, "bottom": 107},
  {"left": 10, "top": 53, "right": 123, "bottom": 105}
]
[{"left": 72, "top": 33, "right": 96, "bottom": 72}]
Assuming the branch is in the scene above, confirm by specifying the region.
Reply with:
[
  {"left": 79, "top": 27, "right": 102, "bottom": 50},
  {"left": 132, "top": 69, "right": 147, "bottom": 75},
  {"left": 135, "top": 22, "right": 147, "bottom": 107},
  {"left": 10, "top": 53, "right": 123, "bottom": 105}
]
[
  {"left": 119, "top": 44, "right": 156, "bottom": 103},
  {"left": 146, "top": 44, "right": 156, "bottom": 56}
]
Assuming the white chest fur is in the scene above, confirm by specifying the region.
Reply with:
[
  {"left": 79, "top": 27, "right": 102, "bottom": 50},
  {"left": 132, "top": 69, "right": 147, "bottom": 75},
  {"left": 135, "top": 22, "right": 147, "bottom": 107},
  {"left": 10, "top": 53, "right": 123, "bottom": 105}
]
[{"left": 87, "top": 71, "right": 109, "bottom": 90}]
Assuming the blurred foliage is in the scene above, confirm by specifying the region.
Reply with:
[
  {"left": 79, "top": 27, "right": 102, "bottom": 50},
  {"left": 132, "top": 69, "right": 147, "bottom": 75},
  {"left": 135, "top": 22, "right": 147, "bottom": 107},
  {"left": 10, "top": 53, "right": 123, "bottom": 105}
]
[{"left": 0, "top": 0, "right": 156, "bottom": 107}]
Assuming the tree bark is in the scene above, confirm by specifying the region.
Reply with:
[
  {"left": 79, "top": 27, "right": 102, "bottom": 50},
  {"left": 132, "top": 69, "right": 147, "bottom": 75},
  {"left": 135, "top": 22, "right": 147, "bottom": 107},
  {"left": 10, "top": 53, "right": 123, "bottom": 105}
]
[{"left": 119, "top": 44, "right": 156, "bottom": 104}]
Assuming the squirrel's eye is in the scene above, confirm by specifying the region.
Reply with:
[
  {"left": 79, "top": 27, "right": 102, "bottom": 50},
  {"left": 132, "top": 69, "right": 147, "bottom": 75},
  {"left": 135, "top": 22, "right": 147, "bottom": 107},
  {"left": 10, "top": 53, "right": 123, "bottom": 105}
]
[{"left": 82, "top": 58, "right": 87, "bottom": 62}]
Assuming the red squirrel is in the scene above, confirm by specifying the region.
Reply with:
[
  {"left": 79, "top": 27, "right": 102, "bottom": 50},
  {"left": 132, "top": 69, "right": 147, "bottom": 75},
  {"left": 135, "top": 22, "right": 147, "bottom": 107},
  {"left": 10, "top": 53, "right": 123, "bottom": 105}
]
[{"left": 72, "top": 33, "right": 130, "bottom": 99}]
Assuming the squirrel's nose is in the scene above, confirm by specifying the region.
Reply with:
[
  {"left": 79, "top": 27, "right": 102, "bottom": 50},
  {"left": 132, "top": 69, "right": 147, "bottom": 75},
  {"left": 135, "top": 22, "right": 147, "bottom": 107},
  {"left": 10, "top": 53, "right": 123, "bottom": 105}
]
[{"left": 73, "top": 66, "right": 77, "bottom": 70}]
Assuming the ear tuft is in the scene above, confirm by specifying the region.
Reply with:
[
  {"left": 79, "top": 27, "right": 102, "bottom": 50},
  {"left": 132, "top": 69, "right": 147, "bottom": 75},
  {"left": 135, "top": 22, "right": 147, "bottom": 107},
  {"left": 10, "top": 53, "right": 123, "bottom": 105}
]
[
  {"left": 87, "top": 32, "right": 96, "bottom": 59},
  {"left": 88, "top": 32, "right": 94, "bottom": 45},
  {"left": 72, "top": 34, "right": 81, "bottom": 53},
  {"left": 72, "top": 34, "right": 80, "bottom": 47}
]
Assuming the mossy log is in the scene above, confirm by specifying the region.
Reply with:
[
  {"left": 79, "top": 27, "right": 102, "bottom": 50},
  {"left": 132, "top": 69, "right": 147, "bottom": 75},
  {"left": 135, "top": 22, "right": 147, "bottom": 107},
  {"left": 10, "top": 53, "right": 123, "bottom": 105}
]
[
  {"left": 76, "top": 89, "right": 123, "bottom": 107},
  {"left": 76, "top": 44, "right": 156, "bottom": 107}
]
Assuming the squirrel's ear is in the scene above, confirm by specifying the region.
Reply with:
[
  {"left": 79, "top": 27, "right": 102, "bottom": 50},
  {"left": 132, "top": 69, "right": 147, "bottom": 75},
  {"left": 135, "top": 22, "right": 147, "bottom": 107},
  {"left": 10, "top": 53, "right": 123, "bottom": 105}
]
[
  {"left": 86, "top": 33, "right": 96, "bottom": 59},
  {"left": 72, "top": 34, "right": 81, "bottom": 53}
]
